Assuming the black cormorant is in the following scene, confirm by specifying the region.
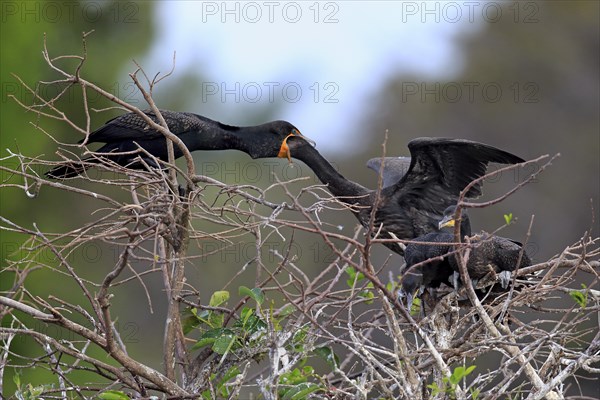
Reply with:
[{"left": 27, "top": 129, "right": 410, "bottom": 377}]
[
  {"left": 46, "top": 110, "right": 304, "bottom": 179},
  {"left": 399, "top": 205, "right": 472, "bottom": 309},
  {"left": 285, "top": 136, "right": 524, "bottom": 255},
  {"left": 438, "top": 206, "right": 532, "bottom": 290}
]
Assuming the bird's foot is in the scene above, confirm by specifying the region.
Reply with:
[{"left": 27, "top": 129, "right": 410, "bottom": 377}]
[
  {"left": 398, "top": 289, "right": 413, "bottom": 311},
  {"left": 452, "top": 272, "right": 462, "bottom": 291},
  {"left": 498, "top": 270, "right": 512, "bottom": 289},
  {"left": 399, "top": 289, "right": 422, "bottom": 316}
]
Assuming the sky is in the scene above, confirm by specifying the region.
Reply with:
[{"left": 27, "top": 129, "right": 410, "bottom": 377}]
[{"left": 151, "top": 1, "right": 485, "bottom": 153}]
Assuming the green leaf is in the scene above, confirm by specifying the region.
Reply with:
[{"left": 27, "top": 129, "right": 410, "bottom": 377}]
[
  {"left": 213, "top": 332, "right": 237, "bottom": 355},
  {"left": 12, "top": 371, "right": 20, "bottom": 388},
  {"left": 313, "top": 346, "right": 339, "bottom": 369},
  {"left": 570, "top": 290, "right": 587, "bottom": 308},
  {"left": 98, "top": 391, "right": 130, "bottom": 400},
  {"left": 504, "top": 213, "right": 513, "bottom": 225},
  {"left": 292, "top": 327, "right": 308, "bottom": 351},
  {"left": 25, "top": 385, "right": 45, "bottom": 398},
  {"left": 239, "top": 286, "right": 265, "bottom": 305},
  {"left": 427, "top": 383, "right": 441, "bottom": 396},
  {"left": 220, "top": 365, "right": 241, "bottom": 384},
  {"left": 182, "top": 308, "right": 200, "bottom": 334},
  {"left": 210, "top": 290, "right": 230, "bottom": 307},
  {"left": 345, "top": 267, "right": 365, "bottom": 287},
  {"left": 410, "top": 297, "right": 421, "bottom": 316},
  {"left": 208, "top": 313, "right": 224, "bottom": 330},
  {"left": 359, "top": 289, "right": 375, "bottom": 304},
  {"left": 346, "top": 266, "right": 356, "bottom": 279},
  {"left": 280, "top": 367, "right": 308, "bottom": 386},
  {"left": 234, "top": 307, "right": 266, "bottom": 336},
  {"left": 386, "top": 281, "right": 394, "bottom": 292},
  {"left": 217, "top": 365, "right": 241, "bottom": 397},
  {"left": 449, "top": 365, "right": 476, "bottom": 385},
  {"left": 449, "top": 374, "right": 459, "bottom": 386},
  {"left": 279, "top": 303, "right": 296, "bottom": 317},
  {"left": 282, "top": 382, "right": 322, "bottom": 400},
  {"left": 192, "top": 328, "right": 228, "bottom": 350},
  {"left": 201, "top": 390, "right": 211, "bottom": 400}
]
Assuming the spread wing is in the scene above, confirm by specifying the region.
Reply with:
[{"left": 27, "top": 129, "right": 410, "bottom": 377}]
[
  {"left": 366, "top": 157, "right": 412, "bottom": 188},
  {"left": 391, "top": 137, "right": 524, "bottom": 212}
]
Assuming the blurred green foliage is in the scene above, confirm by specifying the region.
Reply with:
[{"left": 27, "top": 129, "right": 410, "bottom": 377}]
[{"left": 1, "top": 0, "right": 155, "bottom": 393}]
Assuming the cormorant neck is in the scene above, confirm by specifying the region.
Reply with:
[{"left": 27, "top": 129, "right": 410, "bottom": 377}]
[
  {"left": 231, "top": 124, "right": 271, "bottom": 157},
  {"left": 460, "top": 217, "right": 472, "bottom": 237},
  {"left": 291, "top": 140, "right": 369, "bottom": 202},
  {"left": 185, "top": 122, "right": 271, "bottom": 155},
  {"left": 183, "top": 123, "right": 238, "bottom": 151}
]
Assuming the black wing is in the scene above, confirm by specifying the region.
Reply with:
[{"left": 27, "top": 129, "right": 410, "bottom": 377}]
[
  {"left": 81, "top": 110, "right": 215, "bottom": 144},
  {"left": 366, "top": 157, "right": 412, "bottom": 188},
  {"left": 393, "top": 137, "right": 524, "bottom": 206}
]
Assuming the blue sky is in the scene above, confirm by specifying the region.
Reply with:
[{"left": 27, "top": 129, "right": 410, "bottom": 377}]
[{"left": 150, "top": 1, "right": 484, "bottom": 153}]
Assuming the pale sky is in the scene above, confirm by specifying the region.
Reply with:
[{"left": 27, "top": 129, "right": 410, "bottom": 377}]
[{"left": 150, "top": 1, "right": 485, "bottom": 153}]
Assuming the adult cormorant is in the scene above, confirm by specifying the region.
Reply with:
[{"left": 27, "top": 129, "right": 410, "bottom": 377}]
[
  {"left": 284, "top": 136, "right": 524, "bottom": 255},
  {"left": 46, "top": 110, "right": 303, "bottom": 179}
]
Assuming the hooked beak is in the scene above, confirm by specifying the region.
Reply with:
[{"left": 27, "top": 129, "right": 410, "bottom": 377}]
[
  {"left": 277, "top": 129, "right": 315, "bottom": 162},
  {"left": 438, "top": 215, "right": 456, "bottom": 230}
]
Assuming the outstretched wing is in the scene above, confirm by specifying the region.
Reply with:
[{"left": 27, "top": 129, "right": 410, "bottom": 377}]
[
  {"left": 81, "top": 110, "right": 214, "bottom": 144},
  {"left": 392, "top": 137, "right": 524, "bottom": 211},
  {"left": 366, "top": 157, "right": 412, "bottom": 188}
]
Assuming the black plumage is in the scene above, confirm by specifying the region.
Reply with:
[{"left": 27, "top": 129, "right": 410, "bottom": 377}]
[
  {"left": 285, "top": 136, "right": 524, "bottom": 256},
  {"left": 399, "top": 206, "right": 472, "bottom": 309},
  {"left": 399, "top": 206, "right": 531, "bottom": 309},
  {"left": 46, "top": 110, "right": 303, "bottom": 179},
  {"left": 438, "top": 206, "right": 532, "bottom": 290}
]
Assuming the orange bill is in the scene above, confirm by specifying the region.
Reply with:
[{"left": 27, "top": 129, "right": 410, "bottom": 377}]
[{"left": 277, "top": 130, "right": 301, "bottom": 162}]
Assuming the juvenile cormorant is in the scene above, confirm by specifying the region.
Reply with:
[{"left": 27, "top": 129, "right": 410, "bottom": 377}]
[
  {"left": 284, "top": 136, "right": 524, "bottom": 255},
  {"left": 438, "top": 207, "right": 531, "bottom": 290},
  {"left": 46, "top": 110, "right": 304, "bottom": 179},
  {"left": 399, "top": 206, "right": 472, "bottom": 309}
]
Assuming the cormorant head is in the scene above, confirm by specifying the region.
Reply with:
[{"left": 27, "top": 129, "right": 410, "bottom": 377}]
[
  {"left": 438, "top": 205, "right": 472, "bottom": 236},
  {"left": 399, "top": 271, "right": 421, "bottom": 312},
  {"left": 272, "top": 122, "right": 315, "bottom": 162},
  {"left": 247, "top": 120, "right": 313, "bottom": 160}
]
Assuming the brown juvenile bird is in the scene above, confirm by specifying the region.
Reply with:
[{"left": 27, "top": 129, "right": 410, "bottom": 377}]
[
  {"left": 399, "top": 206, "right": 531, "bottom": 309},
  {"left": 438, "top": 206, "right": 532, "bottom": 291}
]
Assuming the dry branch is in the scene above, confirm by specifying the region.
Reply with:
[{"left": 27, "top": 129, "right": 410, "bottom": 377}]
[{"left": 1, "top": 34, "right": 598, "bottom": 399}]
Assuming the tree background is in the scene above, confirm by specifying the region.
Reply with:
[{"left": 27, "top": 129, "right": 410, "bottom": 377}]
[{"left": 1, "top": 1, "right": 598, "bottom": 396}]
